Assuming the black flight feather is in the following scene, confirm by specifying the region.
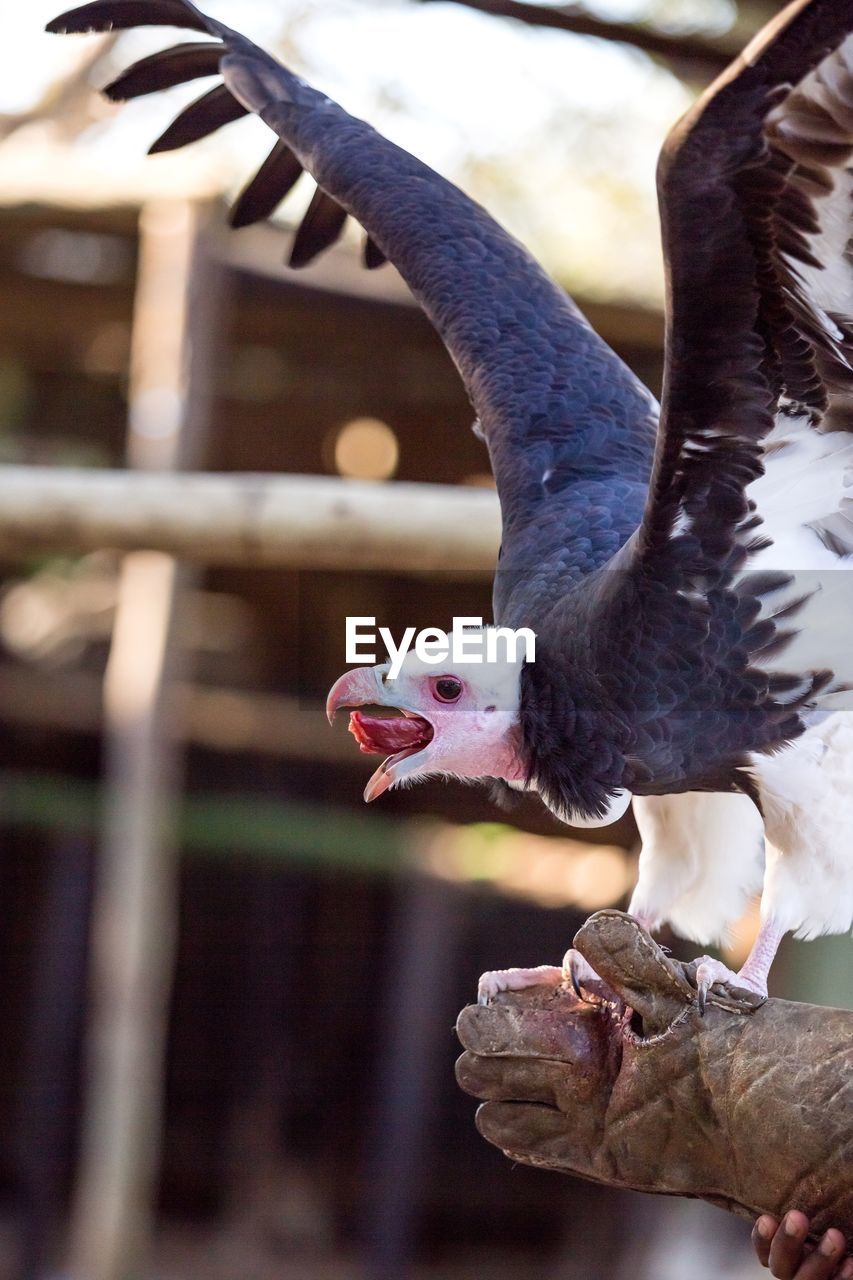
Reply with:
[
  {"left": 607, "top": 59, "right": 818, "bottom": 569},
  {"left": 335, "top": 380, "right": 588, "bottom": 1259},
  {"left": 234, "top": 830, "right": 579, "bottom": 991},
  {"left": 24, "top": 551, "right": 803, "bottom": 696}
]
[
  {"left": 104, "top": 42, "right": 225, "bottom": 100},
  {"left": 289, "top": 188, "right": 348, "bottom": 269},
  {"left": 148, "top": 83, "right": 247, "bottom": 153},
  {"left": 47, "top": 0, "right": 208, "bottom": 33},
  {"left": 229, "top": 140, "right": 304, "bottom": 230}
]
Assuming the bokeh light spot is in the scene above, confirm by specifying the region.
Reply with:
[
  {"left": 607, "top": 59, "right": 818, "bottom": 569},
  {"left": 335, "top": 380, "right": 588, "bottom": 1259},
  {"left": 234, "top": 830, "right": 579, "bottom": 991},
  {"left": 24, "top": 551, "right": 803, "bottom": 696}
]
[{"left": 332, "top": 417, "right": 399, "bottom": 481}]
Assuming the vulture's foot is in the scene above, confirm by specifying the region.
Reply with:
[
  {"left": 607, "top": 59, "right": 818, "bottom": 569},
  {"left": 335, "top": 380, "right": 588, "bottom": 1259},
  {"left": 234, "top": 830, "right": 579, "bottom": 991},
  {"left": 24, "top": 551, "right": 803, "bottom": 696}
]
[
  {"left": 692, "top": 919, "right": 784, "bottom": 1014},
  {"left": 477, "top": 950, "right": 605, "bottom": 1006},
  {"left": 693, "top": 957, "right": 767, "bottom": 1015},
  {"left": 477, "top": 963, "right": 564, "bottom": 1005}
]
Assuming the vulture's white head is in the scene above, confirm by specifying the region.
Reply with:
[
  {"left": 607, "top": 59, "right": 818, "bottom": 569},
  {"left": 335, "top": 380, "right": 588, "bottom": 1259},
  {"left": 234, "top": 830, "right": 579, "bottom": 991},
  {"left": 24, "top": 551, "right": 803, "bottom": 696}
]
[{"left": 326, "top": 644, "right": 526, "bottom": 801}]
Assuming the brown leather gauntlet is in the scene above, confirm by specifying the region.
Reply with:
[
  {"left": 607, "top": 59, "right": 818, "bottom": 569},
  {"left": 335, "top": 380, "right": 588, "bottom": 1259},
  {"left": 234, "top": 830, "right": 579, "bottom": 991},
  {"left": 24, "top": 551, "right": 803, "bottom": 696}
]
[{"left": 456, "top": 910, "right": 853, "bottom": 1239}]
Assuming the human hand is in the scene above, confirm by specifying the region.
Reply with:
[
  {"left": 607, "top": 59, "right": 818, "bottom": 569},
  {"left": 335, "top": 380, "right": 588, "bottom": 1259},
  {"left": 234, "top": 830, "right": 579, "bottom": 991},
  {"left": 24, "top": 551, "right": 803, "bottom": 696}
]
[{"left": 752, "top": 1212, "right": 852, "bottom": 1279}]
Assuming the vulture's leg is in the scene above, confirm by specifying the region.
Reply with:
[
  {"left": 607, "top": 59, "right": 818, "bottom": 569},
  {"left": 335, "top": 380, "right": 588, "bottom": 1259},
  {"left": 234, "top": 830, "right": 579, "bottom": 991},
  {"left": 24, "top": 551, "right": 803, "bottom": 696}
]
[
  {"left": 694, "top": 918, "right": 786, "bottom": 1011},
  {"left": 737, "top": 918, "right": 787, "bottom": 991}
]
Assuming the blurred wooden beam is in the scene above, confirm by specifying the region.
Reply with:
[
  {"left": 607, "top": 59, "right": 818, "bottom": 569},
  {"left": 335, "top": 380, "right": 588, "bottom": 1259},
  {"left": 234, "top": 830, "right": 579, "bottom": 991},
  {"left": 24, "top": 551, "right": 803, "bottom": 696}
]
[
  {"left": 67, "top": 201, "right": 222, "bottom": 1280},
  {"left": 419, "top": 0, "right": 740, "bottom": 81},
  {"left": 0, "top": 467, "right": 501, "bottom": 575},
  {"left": 222, "top": 221, "right": 665, "bottom": 346},
  {"left": 0, "top": 663, "right": 358, "bottom": 765}
]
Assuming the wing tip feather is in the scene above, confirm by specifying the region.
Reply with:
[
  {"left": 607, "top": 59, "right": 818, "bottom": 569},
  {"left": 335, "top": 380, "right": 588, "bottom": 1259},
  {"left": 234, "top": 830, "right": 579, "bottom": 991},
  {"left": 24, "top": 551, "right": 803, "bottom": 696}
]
[
  {"left": 101, "top": 42, "right": 225, "bottom": 102},
  {"left": 288, "top": 189, "right": 348, "bottom": 269},
  {"left": 46, "top": 1, "right": 209, "bottom": 36}
]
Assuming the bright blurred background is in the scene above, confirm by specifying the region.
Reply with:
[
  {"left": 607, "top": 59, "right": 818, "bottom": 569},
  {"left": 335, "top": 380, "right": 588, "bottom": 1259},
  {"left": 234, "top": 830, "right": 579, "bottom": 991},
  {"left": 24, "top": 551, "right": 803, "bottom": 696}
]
[{"left": 0, "top": 0, "right": 847, "bottom": 1277}]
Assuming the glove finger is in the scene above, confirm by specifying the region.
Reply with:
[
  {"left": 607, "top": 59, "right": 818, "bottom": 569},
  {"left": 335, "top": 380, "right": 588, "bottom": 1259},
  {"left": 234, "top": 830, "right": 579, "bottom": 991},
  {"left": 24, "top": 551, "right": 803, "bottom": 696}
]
[
  {"left": 574, "top": 911, "right": 694, "bottom": 1033},
  {"left": 456, "top": 989, "right": 608, "bottom": 1063},
  {"left": 476, "top": 1100, "right": 595, "bottom": 1177},
  {"left": 456, "top": 1049, "right": 603, "bottom": 1110}
]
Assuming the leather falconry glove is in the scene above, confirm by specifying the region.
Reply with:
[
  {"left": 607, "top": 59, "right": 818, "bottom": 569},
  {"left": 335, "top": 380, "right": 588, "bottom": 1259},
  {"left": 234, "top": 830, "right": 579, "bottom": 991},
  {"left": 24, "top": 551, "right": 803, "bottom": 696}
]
[{"left": 456, "top": 911, "right": 853, "bottom": 1241}]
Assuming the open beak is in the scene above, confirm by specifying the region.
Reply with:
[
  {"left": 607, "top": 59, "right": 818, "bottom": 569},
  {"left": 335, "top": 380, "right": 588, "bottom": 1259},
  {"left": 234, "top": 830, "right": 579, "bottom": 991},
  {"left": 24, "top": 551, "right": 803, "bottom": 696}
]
[
  {"left": 363, "top": 759, "right": 398, "bottom": 804},
  {"left": 326, "top": 666, "right": 434, "bottom": 803}
]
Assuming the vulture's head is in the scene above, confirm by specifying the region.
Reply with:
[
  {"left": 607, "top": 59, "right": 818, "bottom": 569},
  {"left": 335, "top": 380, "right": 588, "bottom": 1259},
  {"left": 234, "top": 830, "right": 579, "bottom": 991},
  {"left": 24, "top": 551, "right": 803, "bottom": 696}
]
[{"left": 326, "top": 646, "right": 527, "bottom": 801}]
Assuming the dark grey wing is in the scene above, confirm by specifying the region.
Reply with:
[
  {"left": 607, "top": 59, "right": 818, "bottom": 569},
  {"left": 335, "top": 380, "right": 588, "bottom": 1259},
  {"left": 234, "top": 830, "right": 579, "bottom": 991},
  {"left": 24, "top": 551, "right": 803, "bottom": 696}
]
[
  {"left": 48, "top": 0, "right": 657, "bottom": 625},
  {"left": 641, "top": 0, "right": 853, "bottom": 568},
  {"left": 523, "top": 0, "right": 853, "bottom": 823}
]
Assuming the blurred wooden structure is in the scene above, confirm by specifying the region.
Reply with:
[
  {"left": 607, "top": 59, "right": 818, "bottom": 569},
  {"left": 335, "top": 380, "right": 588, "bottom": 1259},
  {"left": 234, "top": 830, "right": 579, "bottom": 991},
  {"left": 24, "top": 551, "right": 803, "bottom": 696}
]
[
  {"left": 68, "top": 200, "right": 222, "bottom": 1280},
  {"left": 0, "top": 466, "right": 502, "bottom": 572}
]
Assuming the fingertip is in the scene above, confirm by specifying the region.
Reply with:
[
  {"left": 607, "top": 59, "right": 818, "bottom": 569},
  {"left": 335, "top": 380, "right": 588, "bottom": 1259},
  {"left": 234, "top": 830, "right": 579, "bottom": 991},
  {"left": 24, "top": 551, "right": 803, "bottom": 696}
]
[
  {"left": 783, "top": 1210, "right": 809, "bottom": 1238},
  {"left": 753, "top": 1215, "right": 778, "bottom": 1267},
  {"left": 818, "top": 1229, "right": 845, "bottom": 1256},
  {"left": 839, "top": 1257, "right": 853, "bottom": 1280},
  {"left": 769, "top": 1211, "right": 809, "bottom": 1277}
]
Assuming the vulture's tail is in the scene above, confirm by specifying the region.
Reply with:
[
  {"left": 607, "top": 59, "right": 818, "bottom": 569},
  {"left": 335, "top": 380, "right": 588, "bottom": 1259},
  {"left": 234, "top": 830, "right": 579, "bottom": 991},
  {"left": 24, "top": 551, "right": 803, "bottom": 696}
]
[{"left": 46, "top": 0, "right": 386, "bottom": 269}]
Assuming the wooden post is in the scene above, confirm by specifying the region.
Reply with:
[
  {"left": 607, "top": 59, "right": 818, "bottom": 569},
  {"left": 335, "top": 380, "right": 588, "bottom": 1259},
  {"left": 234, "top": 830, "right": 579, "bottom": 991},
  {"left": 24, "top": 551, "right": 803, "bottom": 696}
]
[{"left": 67, "top": 200, "right": 223, "bottom": 1279}]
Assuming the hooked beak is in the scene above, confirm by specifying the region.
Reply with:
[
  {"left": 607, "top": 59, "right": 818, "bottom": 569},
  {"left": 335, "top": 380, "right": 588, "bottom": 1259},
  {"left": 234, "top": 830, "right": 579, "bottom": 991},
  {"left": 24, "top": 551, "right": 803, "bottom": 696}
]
[
  {"left": 326, "top": 666, "right": 433, "bottom": 804},
  {"left": 326, "top": 666, "right": 386, "bottom": 725}
]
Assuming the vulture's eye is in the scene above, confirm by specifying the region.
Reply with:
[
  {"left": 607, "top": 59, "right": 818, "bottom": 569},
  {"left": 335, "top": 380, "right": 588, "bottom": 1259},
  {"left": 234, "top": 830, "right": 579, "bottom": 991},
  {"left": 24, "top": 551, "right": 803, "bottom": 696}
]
[{"left": 432, "top": 676, "right": 463, "bottom": 703}]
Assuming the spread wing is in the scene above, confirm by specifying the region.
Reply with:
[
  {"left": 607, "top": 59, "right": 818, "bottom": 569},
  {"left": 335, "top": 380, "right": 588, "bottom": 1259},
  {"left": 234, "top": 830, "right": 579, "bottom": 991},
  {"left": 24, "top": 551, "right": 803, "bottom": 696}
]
[
  {"left": 48, "top": 0, "right": 658, "bottom": 626},
  {"left": 525, "top": 0, "right": 853, "bottom": 818},
  {"left": 645, "top": 0, "right": 853, "bottom": 567}
]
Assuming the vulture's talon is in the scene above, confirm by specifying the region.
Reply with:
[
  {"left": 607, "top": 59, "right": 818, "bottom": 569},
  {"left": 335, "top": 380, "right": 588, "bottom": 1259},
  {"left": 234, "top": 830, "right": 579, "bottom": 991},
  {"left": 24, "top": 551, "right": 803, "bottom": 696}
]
[
  {"left": 693, "top": 956, "right": 762, "bottom": 1014},
  {"left": 569, "top": 954, "right": 594, "bottom": 1004},
  {"left": 695, "top": 960, "right": 724, "bottom": 1014},
  {"left": 563, "top": 949, "right": 601, "bottom": 1005}
]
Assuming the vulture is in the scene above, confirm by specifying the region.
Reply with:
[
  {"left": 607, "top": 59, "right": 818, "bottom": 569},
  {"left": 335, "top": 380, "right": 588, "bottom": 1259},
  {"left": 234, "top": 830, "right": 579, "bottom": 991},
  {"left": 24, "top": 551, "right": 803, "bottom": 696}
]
[{"left": 49, "top": 0, "right": 853, "bottom": 1006}]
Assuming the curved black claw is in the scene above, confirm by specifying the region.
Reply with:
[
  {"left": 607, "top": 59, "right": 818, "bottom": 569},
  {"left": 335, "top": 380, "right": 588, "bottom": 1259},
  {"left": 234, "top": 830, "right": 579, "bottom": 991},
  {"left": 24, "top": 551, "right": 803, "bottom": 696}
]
[
  {"left": 568, "top": 951, "right": 598, "bottom": 1006},
  {"left": 693, "top": 958, "right": 742, "bottom": 1017}
]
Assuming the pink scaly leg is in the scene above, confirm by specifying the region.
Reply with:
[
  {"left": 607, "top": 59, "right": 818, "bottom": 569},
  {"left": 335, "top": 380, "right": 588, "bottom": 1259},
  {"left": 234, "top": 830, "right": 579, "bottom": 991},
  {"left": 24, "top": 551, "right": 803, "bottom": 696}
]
[{"left": 736, "top": 917, "right": 787, "bottom": 993}]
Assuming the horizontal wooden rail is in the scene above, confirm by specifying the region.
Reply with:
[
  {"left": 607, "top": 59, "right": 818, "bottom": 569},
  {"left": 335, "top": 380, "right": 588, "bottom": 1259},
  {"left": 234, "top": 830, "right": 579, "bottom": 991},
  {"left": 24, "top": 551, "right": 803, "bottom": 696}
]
[{"left": 0, "top": 467, "right": 500, "bottom": 574}]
